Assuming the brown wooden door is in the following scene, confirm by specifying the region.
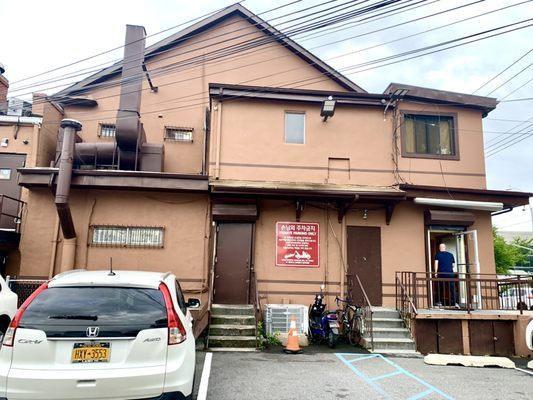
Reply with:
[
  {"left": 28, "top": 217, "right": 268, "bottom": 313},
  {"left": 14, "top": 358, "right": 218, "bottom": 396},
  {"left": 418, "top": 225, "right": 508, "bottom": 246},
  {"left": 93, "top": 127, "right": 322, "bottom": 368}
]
[
  {"left": 0, "top": 154, "right": 25, "bottom": 230},
  {"left": 213, "top": 223, "right": 253, "bottom": 304},
  {"left": 437, "top": 320, "right": 463, "bottom": 354},
  {"left": 469, "top": 321, "right": 495, "bottom": 355},
  {"left": 347, "top": 226, "right": 382, "bottom": 306},
  {"left": 493, "top": 321, "right": 514, "bottom": 356},
  {"left": 416, "top": 320, "right": 438, "bottom": 354}
]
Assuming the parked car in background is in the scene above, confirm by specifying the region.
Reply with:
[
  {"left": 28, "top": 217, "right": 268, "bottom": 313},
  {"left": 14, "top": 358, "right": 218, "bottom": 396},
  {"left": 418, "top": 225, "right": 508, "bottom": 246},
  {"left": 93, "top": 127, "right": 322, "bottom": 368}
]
[
  {"left": 0, "top": 276, "right": 17, "bottom": 340},
  {"left": 0, "top": 270, "right": 200, "bottom": 400}
]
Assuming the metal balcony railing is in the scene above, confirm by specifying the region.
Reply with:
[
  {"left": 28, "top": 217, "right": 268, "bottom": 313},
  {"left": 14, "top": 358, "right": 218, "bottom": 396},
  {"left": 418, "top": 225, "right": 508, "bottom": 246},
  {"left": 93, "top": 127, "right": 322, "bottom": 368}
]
[{"left": 395, "top": 271, "right": 533, "bottom": 315}]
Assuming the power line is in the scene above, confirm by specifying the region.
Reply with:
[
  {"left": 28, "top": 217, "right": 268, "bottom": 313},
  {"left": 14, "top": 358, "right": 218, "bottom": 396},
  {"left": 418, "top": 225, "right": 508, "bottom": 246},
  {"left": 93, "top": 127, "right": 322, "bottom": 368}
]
[
  {"left": 40, "top": 18, "right": 533, "bottom": 125},
  {"left": 11, "top": 0, "right": 486, "bottom": 98},
  {"left": 499, "top": 97, "right": 533, "bottom": 102},
  {"left": 10, "top": 0, "right": 388, "bottom": 96},
  {"left": 20, "top": 0, "right": 524, "bottom": 112},
  {"left": 472, "top": 47, "right": 533, "bottom": 94},
  {"left": 9, "top": 1, "right": 248, "bottom": 85},
  {"left": 499, "top": 76, "right": 533, "bottom": 100},
  {"left": 7, "top": 0, "right": 331, "bottom": 92},
  {"left": 485, "top": 62, "right": 533, "bottom": 96}
]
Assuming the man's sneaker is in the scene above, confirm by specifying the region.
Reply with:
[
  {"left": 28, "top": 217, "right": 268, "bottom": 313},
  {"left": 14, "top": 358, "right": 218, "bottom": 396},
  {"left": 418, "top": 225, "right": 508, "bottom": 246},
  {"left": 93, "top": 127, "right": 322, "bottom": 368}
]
[{"left": 454, "top": 303, "right": 461, "bottom": 309}]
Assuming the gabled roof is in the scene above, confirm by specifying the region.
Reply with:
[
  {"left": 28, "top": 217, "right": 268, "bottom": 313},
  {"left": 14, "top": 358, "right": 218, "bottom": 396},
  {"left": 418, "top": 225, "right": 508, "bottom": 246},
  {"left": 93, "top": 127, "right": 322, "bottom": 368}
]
[{"left": 55, "top": 3, "right": 365, "bottom": 98}]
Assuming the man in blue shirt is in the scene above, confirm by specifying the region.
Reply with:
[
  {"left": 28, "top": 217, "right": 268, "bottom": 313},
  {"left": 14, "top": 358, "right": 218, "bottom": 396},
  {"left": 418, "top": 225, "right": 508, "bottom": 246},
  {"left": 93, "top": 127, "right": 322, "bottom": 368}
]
[{"left": 434, "top": 243, "right": 459, "bottom": 308}]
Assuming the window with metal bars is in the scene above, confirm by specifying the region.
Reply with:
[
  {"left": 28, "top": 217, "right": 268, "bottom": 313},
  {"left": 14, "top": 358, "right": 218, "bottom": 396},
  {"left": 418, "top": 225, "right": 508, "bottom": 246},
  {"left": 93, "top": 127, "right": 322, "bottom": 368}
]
[
  {"left": 99, "top": 123, "right": 116, "bottom": 138},
  {"left": 164, "top": 126, "right": 193, "bottom": 142},
  {"left": 91, "top": 226, "right": 164, "bottom": 248}
]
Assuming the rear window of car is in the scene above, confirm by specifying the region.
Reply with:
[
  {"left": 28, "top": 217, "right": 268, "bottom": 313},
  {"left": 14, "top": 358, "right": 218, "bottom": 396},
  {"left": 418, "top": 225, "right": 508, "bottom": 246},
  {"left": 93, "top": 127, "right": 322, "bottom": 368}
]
[{"left": 20, "top": 287, "right": 167, "bottom": 328}]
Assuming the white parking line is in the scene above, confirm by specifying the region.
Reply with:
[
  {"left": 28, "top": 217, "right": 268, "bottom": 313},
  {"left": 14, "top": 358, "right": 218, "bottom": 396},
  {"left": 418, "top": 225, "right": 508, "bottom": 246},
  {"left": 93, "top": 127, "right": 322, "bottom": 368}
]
[{"left": 197, "top": 352, "right": 213, "bottom": 400}]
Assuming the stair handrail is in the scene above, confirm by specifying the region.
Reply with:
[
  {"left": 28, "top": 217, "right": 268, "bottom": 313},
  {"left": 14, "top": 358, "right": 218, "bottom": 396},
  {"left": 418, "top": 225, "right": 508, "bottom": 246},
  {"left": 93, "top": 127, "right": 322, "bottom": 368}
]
[
  {"left": 355, "top": 273, "right": 374, "bottom": 351},
  {"left": 395, "top": 275, "right": 418, "bottom": 336},
  {"left": 250, "top": 267, "right": 261, "bottom": 348}
]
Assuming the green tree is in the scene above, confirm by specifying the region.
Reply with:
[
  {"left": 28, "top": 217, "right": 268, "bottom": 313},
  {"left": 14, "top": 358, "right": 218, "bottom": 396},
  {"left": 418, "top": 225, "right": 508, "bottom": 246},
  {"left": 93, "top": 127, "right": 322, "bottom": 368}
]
[
  {"left": 511, "top": 236, "right": 533, "bottom": 267},
  {"left": 493, "top": 227, "right": 523, "bottom": 274}
]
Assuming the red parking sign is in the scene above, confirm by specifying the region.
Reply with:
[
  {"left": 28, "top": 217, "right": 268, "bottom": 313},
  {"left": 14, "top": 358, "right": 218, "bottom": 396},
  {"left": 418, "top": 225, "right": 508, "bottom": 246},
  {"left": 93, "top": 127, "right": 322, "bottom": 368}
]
[{"left": 276, "top": 222, "right": 319, "bottom": 267}]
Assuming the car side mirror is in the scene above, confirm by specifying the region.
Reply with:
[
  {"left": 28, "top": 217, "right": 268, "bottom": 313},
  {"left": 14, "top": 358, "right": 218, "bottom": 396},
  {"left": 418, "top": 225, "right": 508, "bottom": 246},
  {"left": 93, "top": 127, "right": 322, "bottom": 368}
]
[{"left": 186, "top": 298, "right": 201, "bottom": 309}]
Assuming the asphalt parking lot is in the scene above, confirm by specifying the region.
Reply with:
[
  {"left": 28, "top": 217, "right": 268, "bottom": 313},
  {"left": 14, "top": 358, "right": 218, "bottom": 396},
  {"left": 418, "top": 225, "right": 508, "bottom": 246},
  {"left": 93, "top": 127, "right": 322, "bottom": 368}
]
[{"left": 193, "top": 346, "right": 533, "bottom": 400}]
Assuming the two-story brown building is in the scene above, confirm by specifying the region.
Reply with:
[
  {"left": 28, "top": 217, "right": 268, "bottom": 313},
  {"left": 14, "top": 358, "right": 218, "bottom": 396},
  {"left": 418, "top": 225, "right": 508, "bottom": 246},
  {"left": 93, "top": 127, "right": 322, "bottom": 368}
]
[{"left": 3, "top": 4, "right": 531, "bottom": 354}]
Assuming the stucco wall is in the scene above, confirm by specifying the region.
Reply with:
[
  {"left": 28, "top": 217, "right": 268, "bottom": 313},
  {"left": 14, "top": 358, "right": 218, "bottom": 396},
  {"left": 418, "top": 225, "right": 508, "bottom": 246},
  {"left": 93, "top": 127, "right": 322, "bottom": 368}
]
[
  {"left": 252, "top": 200, "right": 495, "bottom": 308},
  {"left": 18, "top": 189, "right": 211, "bottom": 301},
  {"left": 61, "top": 14, "right": 348, "bottom": 175},
  {"left": 209, "top": 99, "right": 487, "bottom": 189}
]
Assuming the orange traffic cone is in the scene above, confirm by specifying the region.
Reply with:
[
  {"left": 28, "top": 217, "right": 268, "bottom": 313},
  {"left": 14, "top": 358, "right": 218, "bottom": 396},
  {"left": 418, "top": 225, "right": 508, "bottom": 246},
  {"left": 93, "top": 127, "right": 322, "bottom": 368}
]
[{"left": 283, "top": 315, "right": 302, "bottom": 354}]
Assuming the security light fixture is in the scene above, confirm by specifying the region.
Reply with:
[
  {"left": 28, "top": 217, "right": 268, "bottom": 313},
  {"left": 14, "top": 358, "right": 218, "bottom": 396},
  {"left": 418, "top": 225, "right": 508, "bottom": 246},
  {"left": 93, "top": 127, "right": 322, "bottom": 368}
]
[
  {"left": 362, "top": 209, "right": 368, "bottom": 220},
  {"left": 321, "top": 96, "right": 336, "bottom": 121}
]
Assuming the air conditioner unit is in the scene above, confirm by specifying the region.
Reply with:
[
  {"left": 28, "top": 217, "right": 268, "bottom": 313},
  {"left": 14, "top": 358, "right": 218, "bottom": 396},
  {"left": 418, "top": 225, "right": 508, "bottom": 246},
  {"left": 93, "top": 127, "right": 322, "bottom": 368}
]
[{"left": 264, "top": 304, "right": 308, "bottom": 336}]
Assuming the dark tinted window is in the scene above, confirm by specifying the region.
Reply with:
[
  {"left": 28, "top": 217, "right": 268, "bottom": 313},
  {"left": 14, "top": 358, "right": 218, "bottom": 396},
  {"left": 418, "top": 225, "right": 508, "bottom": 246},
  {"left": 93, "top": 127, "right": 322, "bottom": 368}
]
[
  {"left": 175, "top": 280, "right": 186, "bottom": 314},
  {"left": 20, "top": 287, "right": 167, "bottom": 337}
]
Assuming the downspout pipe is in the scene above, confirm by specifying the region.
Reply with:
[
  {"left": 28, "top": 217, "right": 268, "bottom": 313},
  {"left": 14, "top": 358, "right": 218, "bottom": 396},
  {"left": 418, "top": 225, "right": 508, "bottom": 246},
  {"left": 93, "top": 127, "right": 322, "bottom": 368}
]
[{"left": 56, "top": 118, "right": 81, "bottom": 272}]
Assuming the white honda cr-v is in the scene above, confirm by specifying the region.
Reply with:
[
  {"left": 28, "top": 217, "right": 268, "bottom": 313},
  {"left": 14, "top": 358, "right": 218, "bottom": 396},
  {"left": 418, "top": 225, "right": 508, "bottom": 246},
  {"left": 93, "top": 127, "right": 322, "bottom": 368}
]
[{"left": 0, "top": 270, "right": 200, "bottom": 400}]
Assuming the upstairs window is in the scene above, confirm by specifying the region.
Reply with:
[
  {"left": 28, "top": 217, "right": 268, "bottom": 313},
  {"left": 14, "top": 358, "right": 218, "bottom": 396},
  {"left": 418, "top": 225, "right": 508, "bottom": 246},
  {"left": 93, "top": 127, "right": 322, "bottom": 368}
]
[
  {"left": 165, "top": 126, "right": 193, "bottom": 142},
  {"left": 402, "top": 113, "right": 457, "bottom": 159},
  {"left": 99, "top": 123, "right": 116, "bottom": 138},
  {"left": 91, "top": 226, "right": 164, "bottom": 248},
  {"left": 284, "top": 112, "right": 305, "bottom": 144}
]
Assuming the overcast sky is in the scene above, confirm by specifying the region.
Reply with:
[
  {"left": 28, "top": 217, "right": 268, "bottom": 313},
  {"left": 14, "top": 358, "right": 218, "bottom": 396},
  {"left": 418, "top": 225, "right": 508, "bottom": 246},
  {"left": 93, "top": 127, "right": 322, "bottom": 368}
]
[{"left": 1, "top": 0, "right": 532, "bottom": 231}]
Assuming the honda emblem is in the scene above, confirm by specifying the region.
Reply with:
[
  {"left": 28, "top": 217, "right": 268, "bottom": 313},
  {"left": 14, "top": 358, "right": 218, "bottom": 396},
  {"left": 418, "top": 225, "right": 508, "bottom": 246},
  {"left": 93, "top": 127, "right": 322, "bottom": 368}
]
[{"left": 86, "top": 327, "right": 100, "bottom": 338}]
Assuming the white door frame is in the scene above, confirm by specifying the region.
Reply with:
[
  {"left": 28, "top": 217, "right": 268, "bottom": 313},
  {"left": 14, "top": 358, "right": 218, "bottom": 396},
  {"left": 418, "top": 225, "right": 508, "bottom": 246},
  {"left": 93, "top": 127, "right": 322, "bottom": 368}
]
[{"left": 455, "top": 230, "right": 481, "bottom": 309}]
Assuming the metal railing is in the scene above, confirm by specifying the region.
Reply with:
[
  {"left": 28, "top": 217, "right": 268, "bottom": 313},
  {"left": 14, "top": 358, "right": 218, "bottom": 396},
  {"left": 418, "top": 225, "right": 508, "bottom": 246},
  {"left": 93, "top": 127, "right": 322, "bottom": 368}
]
[
  {"left": 250, "top": 267, "right": 261, "bottom": 348},
  {"left": 396, "top": 271, "right": 533, "bottom": 315},
  {"left": 6, "top": 277, "right": 47, "bottom": 307},
  {"left": 353, "top": 274, "right": 374, "bottom": 351},
  {"left": 395, "top": 275, "right": 418, "bottom": 335},
  {"left": 0, "top": 195, "right": 26, "bottom": 233}
]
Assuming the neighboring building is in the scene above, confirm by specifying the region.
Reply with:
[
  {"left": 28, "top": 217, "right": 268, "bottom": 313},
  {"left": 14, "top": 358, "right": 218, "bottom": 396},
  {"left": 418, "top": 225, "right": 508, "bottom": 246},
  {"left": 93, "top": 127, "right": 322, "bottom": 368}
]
[{"left": 5, "top": 4, "right": 532, "bottom": 354}]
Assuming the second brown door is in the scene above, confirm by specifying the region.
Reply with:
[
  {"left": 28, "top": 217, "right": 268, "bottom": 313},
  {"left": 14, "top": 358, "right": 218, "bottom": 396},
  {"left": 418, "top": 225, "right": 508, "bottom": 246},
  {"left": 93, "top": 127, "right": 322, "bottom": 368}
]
[
  {"left": 213, "top": 223, "right": 253, "bottom": 304},
  {"left": 347, "top": 226, "right": 382, "bottom": 306}
]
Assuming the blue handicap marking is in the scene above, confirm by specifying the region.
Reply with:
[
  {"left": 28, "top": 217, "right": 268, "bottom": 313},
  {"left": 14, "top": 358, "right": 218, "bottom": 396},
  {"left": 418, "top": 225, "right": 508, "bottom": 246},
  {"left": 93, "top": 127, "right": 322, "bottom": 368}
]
[{"left": 335, "top": 353, "right": 454, "bottom": 400}]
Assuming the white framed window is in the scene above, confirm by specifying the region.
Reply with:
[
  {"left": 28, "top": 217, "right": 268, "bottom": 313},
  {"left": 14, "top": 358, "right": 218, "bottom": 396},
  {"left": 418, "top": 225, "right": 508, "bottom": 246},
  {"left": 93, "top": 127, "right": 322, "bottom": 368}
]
[
  {"left": 165, "top": 126, "right": 193, "bottom": 142},
  {"left": 284, "top": 112, "right": 305, "bottom": 144},
  {"left": 91, "top": 226, "right": 164, "bottom": 248},
  {"left": 99, "top": 123, "right": 116, "bottom": 138}
]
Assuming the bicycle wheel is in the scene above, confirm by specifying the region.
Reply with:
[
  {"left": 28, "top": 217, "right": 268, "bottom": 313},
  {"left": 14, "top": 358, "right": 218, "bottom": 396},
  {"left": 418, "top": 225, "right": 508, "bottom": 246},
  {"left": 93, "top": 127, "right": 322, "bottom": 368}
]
[{"left": 347, "top": 307, "right": 357, "bottom": 345}]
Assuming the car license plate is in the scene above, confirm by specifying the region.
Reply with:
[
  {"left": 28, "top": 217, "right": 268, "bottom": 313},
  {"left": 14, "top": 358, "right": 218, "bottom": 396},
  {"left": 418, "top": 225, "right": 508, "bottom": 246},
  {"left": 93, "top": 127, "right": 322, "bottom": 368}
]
[{"left": 72, "top": 342, "right": 110, "bottom": 363}]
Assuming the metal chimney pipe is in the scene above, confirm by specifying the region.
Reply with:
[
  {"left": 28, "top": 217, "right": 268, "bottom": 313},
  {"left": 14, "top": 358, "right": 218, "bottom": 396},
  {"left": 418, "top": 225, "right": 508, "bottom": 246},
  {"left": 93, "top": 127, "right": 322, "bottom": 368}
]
[
  {"left": 55, "top": 119, "right": 81, "bottom": 272},
  {"left": 116, "top": 25, "right": 146, "bottom": 170}
]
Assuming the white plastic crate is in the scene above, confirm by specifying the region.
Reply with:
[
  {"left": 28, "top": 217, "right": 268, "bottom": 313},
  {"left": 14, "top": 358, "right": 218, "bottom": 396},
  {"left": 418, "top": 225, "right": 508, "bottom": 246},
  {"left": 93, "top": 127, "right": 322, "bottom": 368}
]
[{"left": 263, "top": 304, "right": 308, "bottom": 336}]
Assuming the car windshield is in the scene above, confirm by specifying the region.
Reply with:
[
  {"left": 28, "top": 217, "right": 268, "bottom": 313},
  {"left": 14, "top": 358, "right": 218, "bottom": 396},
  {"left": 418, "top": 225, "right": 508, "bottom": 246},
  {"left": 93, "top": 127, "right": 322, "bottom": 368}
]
[{"left": 20, "top": 287, "right": 168, "bottom": 328}]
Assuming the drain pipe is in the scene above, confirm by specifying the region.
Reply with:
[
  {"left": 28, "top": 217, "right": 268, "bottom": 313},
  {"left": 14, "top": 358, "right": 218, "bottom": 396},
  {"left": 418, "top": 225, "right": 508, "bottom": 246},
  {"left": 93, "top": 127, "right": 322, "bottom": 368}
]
[{"left": 56, "top": 119, "right": 81, "bottom": 272}]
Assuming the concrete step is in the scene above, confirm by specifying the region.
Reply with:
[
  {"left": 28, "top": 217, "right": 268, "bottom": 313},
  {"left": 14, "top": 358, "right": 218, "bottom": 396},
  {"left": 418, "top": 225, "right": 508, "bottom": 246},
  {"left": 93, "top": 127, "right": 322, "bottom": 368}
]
[
  {"left": 209, "top": 347, "right": 258, "bottom": 353},
  {"left": 209, "top": 335, "right": 257, "bottom": 348},
  {"left": 372, "top": 327, "right": 412, "bottom": 339},
  {"left": 372, "top": 318, "right": 405, "bottom": 329},
  {"left": 372, "top": 349, "right": 420, "bottom": 356},
  {"left": 211, "top": 304, "right": 255, "bottom": 316},
  {"left": 210, "top": 324, "right": 256, "bottom": 337},
  {"left": 363, "top": 337, "right": 416, "bottom": 351},
  {"left": 371, "top": 308, "right": 401, "bottom": 319},
  {"left": 210, "top": 314, "right": 256, "bottom": 326}
]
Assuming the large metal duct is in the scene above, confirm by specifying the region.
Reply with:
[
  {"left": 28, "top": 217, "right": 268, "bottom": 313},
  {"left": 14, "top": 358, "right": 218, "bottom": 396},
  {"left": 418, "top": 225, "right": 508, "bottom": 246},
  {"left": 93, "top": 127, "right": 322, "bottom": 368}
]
[
  {"left": 56, "top": 119, "right": 81, "bottom": 272},
  {"left": 115, "top": 25, "right": 146, "bottom": 170}
]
